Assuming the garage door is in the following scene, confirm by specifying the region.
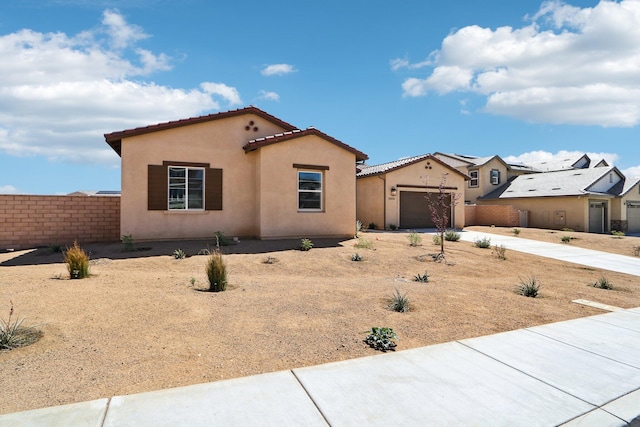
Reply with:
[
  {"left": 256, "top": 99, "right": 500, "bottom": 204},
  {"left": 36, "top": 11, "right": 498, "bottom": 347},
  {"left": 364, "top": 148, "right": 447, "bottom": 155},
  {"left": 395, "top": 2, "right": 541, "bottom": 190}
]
[
  {"left": 628, "top": 201, "right": 640, "bottom": 233},
  {"left": 399, "top": 191, "right": 451, "bottom": 229}
]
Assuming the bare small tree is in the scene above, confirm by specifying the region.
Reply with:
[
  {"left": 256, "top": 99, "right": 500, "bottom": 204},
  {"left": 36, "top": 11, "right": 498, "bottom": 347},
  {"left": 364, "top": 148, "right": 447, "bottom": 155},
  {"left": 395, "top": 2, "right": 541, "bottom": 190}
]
[{"left": 425, "top": 174, "right": 461, "bottom": 259}]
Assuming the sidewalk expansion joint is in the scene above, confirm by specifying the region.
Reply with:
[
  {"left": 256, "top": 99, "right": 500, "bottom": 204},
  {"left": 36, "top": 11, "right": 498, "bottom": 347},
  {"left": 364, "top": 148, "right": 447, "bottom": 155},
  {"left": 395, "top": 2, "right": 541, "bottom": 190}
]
[
  {"left": 100, "top": 397, "right": 111, "bottom": 427},
  {"left": 290, "top": 370, "right": 332, "bottom": 427}
]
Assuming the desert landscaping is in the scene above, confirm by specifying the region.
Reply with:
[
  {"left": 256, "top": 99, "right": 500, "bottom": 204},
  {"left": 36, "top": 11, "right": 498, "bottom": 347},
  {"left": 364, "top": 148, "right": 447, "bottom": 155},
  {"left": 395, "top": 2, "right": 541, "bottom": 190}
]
[{"left": 0, "top": 226, "right": 639, "bottom": 415}]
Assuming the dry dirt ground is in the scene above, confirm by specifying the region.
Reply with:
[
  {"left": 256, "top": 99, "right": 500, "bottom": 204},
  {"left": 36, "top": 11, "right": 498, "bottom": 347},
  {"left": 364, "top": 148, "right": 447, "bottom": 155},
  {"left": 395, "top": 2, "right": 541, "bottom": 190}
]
[{"left": 0, "top": 226, "right": 639, "bottom": 414}]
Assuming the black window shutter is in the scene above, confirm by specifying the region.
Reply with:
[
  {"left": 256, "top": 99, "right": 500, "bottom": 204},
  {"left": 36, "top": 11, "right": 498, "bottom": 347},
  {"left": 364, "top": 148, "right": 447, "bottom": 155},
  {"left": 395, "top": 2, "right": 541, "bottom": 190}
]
[
  {"left": 148, "top": 164, "right": 167, "bottom": 210},
  {"left": 205, "top": 168, "right": 222, "bottom": 210}
]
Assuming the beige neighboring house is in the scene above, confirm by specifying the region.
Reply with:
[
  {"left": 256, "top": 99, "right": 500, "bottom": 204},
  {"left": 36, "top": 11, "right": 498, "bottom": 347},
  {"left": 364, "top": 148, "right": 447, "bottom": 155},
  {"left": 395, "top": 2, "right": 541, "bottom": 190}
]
[
  {"left": 356, "top": 154, "right": 468, "bottom": 230},
  {"left": 432, "top": 152, "right": 538, "bottom": 204},
  {"left": 104, "top": 106, "right": 368, "bottom": 240},
  {"left": 479, "top": 166, "right": 640, "bottom": 233}
]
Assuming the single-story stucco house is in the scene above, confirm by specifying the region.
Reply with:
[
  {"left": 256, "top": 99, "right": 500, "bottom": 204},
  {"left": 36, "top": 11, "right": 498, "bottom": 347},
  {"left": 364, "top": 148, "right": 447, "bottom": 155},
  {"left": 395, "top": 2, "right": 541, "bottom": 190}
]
[
  {"left": 356, "top": 154, "right": 468, "bottom": 230},
  {"left": 479, "top": 166, "right": 640, "bottom": 233},
  {"left": 104, "top": 106, "right": 368, "bottom": 240}
]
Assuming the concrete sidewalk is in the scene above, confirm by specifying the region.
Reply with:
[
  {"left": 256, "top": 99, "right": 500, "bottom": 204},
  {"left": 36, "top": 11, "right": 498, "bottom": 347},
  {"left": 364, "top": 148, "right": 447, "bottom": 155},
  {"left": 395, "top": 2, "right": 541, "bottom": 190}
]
[
  {"left": 457, "top": 230, "right": 640, "bottom": 276},
  {"left": 3, "top": 308, "right": 640, "bottom": 426}
]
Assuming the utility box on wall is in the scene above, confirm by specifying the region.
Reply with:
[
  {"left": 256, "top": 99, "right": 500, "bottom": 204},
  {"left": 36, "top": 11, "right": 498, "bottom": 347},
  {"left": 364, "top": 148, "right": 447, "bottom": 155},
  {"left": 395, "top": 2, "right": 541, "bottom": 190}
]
[{"left": 554, "top": 210, "right": 566, "bottom": 226}]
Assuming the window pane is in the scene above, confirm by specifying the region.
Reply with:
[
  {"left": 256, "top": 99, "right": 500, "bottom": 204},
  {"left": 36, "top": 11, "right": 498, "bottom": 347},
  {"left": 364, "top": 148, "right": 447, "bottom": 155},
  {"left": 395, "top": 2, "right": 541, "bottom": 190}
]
[
  {"left": 299, "top": 192, "right": 321, "bottom": 209},
  {"left": 188, "top": 169, "right": 204, "bottom": 209},
  {"left": 168, "top": 167, "right": 186, "bottom": 209},
  {"left": 298, "top": 172, "right": 322, "bottom": 190}
]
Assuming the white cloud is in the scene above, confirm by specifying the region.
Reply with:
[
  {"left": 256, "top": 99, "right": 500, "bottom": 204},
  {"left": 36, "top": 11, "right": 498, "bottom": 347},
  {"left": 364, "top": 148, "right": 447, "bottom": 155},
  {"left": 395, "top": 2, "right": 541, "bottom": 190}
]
[
  {"left": 200, "top": 82, "right": 242, "bottom": 106},
  {"left": 0, "top": 10, "right": 241, "bottom": 165},
  {"left": 622, "top": 165, "right": 640, "bottom": 179},
  {"left": 504, "top": 149, "right": 619, "bottom": 171},
  {"left": 397, "top": 0, "right": 640, "bottom": 127},
  {"left": 261, "top": 63, "right": 297, "bottom": 76},
  {"left": 0, "top": 185, "right": 18, "bottom": 194},
  {"left": 257, "top": 90, "right": 280, "bottom": 101}
]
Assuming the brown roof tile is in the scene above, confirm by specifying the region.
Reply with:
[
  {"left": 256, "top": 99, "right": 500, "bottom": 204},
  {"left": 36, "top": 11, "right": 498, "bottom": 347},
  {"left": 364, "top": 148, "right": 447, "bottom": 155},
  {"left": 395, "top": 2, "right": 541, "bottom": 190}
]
[{"left": 243, "top": 127, "right": 368, "bottom": 162}]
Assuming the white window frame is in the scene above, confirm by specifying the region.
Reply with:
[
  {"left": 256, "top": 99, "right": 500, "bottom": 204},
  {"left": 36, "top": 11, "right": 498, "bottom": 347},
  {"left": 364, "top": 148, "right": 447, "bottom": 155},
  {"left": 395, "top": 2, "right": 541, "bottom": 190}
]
[
  {"left": 490, "top": 169, "right": 500, "bottom": 185},
  {"left": 469, "top": 170, "right": 479, "bottom": 188},
  {"left": 298, "top": 170, "right": 323, "bottom": 211},
  {"left": 168, "top": 166, "right": 205, "bottom": 210}
]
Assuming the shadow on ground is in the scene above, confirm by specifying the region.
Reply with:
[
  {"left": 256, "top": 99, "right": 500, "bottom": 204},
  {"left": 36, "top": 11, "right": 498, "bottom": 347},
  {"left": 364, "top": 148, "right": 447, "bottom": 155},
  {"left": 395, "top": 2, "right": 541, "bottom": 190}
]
[{"left": 0, "top": 237, "right": 349, "bottom": 267}]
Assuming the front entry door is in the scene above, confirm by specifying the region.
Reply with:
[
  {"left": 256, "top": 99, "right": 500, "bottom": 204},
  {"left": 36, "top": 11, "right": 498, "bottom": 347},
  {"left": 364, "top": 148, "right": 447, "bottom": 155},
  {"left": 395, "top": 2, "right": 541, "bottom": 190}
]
[{"left": 589, "top": 201, "right": 606, "bottom": 233}]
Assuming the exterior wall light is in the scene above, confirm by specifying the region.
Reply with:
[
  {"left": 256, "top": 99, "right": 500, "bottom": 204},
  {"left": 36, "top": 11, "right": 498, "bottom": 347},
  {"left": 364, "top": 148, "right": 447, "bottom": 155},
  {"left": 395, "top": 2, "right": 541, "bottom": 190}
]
[{"left": 391, "top": 186, "right": 397, "bottom": 196}]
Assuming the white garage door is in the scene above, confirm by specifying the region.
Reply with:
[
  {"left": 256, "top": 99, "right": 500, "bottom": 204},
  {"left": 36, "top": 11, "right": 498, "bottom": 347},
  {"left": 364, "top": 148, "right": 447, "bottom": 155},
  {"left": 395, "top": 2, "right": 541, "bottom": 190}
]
[{"left": 628, "top": 201, "right": 640, "bottom": 233}]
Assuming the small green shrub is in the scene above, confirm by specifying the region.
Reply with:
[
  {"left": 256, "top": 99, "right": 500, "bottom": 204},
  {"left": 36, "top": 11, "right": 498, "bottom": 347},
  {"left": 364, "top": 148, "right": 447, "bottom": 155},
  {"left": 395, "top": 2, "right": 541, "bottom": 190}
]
[
  {"left": 432, "top": 234, "right": 442, "bottom": 246},
  {"left": 64, "top": 240, "right": 90, "bottom": 279},
  {"left": 389, "top": 224, "right": 397, "bottom": 231},
  {"left": 121, "top": 234, "right": 135, "bottom": 252},
  {"left": 300, "top": 238, "right": 314, "bottom": 251},
  {"left": 515, "top": 276, "right": 540, "bottom": 298},
  {"left": 173, "top": 249, "right": 186, "bottom": 259},
  {"left": 611, "top": 230, "right": 625, "bottom": 238},
  {"left": 407, "top": 231, "right": 422, "bottom": 247},
  {"left": 562, "top": 228, "right": 575, "bottom": 232},
  {"left": 206, "top": 251, "right": 227, "bottom": 292},
  {"left": 474, "top": 237, "right": 492, "bottom": 249},
  {"left": 355, "top": 237, "right": 373, "bottom": 249},
  {"left": 189, "top": 277, "right": 196, "bottom": 286},
  {"left": 634, "top": 245, "right": 640, "bottom": 257},
  {"left": 444, "top": 230, "right": 460, "bottom": 242},
  {"left": 593, "top": 276, "right": 614, "bottom": 290},
  {"left": 493, "top": 244, "right": 507, "bottom": 260},
  {"left": 413, "top": 272, "right": 429, "bottom": 283},
  {"left": 561, "top": 235, "right": 572, "bottom": 244},
  {"left": 49, "top": 244, "right": 62, "bottom": 254},
  {"left": 351, "top": 253, "right": 363, "bottom": 262},
  {"left": 388, "top": 288, "right": 410, "bottom": 312},
  {"left": 1, "top": 301, "right": 42, "bottom": 350},
  {"left": 368, "top": 222, "right": 377, "bottom": 230},
  {"left": 365, "top": 327, "right": 398, "bottom": 352},
  {"left": 355, "top": 220, "right": 365, "bottom": 237},
  {"left": 214, "top": 231, "right": 233, "bottom": 247},
  {"left": 513, "top": 228, "right": 521, "bottom": 236}
]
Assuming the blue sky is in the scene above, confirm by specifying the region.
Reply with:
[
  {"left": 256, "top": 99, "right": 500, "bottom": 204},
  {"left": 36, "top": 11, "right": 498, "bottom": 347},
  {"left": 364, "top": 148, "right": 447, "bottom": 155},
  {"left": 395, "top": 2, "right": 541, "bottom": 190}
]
[{"left": 1, "top": 0, "right": 639, "bottom": 194}]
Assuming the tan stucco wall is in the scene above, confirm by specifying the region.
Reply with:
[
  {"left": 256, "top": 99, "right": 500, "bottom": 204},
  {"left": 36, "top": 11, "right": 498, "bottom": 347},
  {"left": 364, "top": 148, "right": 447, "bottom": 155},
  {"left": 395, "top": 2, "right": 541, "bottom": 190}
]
[
  {"left": 255, "top": 135, "right": 357, "bottom": 239},
  {"left": 477, "top": 196, "right": 613, "bottom": 232},
  {"left": 357, "top": 158, "right": 466, "bottom": 230},
  {"left": 120, "top": 113, "right": 289, "bottom": 240},
  {"left": 619, "top": 181, "right": 640, "bottom": 221},
  {"left": 465, "top": 158, "right": 508, "bottom": 204},
  {"left": 356, "top": 176, "right": 385, "bottom": 229}
]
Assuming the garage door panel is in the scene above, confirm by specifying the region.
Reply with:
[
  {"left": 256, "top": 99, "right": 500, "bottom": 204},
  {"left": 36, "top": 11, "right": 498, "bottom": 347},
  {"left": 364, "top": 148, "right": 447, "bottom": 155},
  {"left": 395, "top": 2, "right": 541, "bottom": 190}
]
[
  {"left": 399, "top": 191, "right": 451, "bottom": 229},
  {"left": 628, "top": 201, "right": 640, "bottom": 233}
]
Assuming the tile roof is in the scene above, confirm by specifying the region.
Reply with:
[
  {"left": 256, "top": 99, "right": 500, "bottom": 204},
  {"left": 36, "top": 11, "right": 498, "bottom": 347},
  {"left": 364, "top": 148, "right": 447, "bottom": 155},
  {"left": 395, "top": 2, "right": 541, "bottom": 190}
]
[
  {"left": 356, "top": 154, "right": 430, "bottom": 177},
  {"left": 104, "top": 106, "right": 297, "bottom": 156},
  {"left": 243, "top": 128, "right": 368, "bottom": 162},
  {"left": 481, "top": 166, "right": 623, "bottom": 199},
  {"left": 621, "top": 177, "right": 640, "bottom": 196},
  {"left": 435, "top": 152, "right": 540, "bottom": 173},
  {"left": 356, "top": 154, "right": 469, "bottom": 179}
]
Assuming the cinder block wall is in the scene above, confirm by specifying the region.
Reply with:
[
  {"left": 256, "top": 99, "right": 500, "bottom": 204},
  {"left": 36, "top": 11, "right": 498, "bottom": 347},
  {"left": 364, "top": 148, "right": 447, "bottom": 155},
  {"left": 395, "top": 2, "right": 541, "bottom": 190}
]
[
  {"left": 0, "top": 195, "right": 120, "bottom": 250},
  {"left": 465, "top": 204, "right": 520, "bottom": 227}
]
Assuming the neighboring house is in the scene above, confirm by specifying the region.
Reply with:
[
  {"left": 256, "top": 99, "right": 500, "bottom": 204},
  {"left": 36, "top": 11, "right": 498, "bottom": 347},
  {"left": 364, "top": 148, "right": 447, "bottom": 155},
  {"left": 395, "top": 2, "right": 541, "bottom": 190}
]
[
  {"left": 479, "top": 166, "right": 640, "bottom": 233},
  {"left": 433, "top": 153, "right": 538, "bottom": 204},
  {"left": 104, "top": 106, "right": 368, "bottom": 240},
  {"left": 356, "top": 154, "right": 468, "bottom": 230}
]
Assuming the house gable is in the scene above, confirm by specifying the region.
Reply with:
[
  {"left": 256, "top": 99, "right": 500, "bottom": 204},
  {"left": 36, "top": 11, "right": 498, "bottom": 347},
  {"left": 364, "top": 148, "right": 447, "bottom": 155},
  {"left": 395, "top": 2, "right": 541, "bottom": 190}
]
[{"left": 104, "top": 106, "right": 297, "bottom": 156}]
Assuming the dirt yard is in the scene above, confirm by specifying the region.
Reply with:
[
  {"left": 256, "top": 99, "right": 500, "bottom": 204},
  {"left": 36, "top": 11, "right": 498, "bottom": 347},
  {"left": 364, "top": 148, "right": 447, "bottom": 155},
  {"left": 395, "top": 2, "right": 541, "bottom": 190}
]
[{"left": 0, "top": 226, "right": 639, "bottom": 414}]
